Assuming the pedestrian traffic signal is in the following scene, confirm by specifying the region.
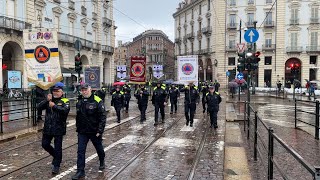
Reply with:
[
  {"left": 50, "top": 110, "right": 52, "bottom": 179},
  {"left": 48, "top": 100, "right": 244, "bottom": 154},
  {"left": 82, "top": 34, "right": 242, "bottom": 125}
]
[{"left": 75, "top": 53, "right": 82, "bottom": 73}]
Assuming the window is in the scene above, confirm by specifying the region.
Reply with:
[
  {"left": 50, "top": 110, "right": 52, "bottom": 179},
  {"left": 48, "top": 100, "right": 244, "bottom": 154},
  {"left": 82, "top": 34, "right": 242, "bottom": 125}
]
[
  {"left": 69, "top": 21, "right": 74, "bottom": 35},
  {"left": 291, "top": 32, "right": 298, "bottom": 47},
  {"left": 265, "top": 38, "right": 272, "bottom": 47},
  {"left": 54, "top": 16, "right": 60, "bottom": 30},
  {"left": 311, "top": 32, "right": 318, "bottom": 47},
  {"left": 81, "top": 26, "right": 86, "bottom": 38},
  {"left": 311, "top": 7, "right": 319, "bottom": 19},
  {"left": 229, "top": 36, "right": 235, "bottom": 48},
  {"left": 229, "top": 0, "right": 236, "bottom": 6},
  {"left": 7, "top": 0, "right": 15, "bottom": 17},
  {"left": 264, "top": 70, "right": 272, "bottom": 86},
  {"left": 248, "top": 0, "right": 254, "bottom": 5},
  {"left": 310, "top": 56, "right": 317, "bottom": 64},
  {"left": 198, "top": 40, "right": 201, "bottom": 51},
  {"left": 228, "top": 57, "right": 235, "bottom": 66},
  {"left": 208, "top": 0, "right": 210, "bottom": 10},
  {"left": 266, "top": 12, "right": 272, "bottom": 24},
  {"left": 230, "top": 14, "right": 236, "bottom": 25},
  {"left": 265, "top": 56, "right": 272, "bottom": 65},
  {"left": 291, "top": 9, "right": 299, "bottom": 24},
  {"left": 199, "top": 4, "right": 201, "bottom": 15},
  {"left": 207, "top": 38, "right": 210, "bottom": 49},
  {"left": 247, "top": 13, "right": 254, "bottom": 24},
  {"left": 191, "top": 9, "right": 194, "bottom": 19},
  {"left": 266, "top": 0, "right": 272, "bottom": 4}
]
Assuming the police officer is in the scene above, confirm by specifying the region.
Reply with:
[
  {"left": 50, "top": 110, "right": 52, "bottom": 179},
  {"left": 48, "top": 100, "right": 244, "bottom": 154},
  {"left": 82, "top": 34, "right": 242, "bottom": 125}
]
[
  {"left": 169, "top": 84, "right": 179, "bottom": 114},
  {"left": 214, "top": 80, "right": 220, "bottom": 92},
  {"left": 134, "top": 84, "right": 149, "bottom": 123},
  {"left": 95, "top": 87, "right": 107, "bottom": 102},
  {"left": 180, "top": 82, "right": 199, "bottom": 127},
  {"left": 201, "top": 82, "right": 209, "bottom": 113},
  {"left": 38, "top": 83, "right": 70, "bottom": 174},
  {"left": 206, "top": 86, "right": 222, "bottom": 128},
  {"left": 72, "top": 83, "right": 106, "bottom": 180},
  {"left": 123, "top": 82, "right": 131, "bottom": 113},
  {"left": 35, "top": 85, "right": 48, "bottom": 121},
  {"left": 151, "top": 82, "right": 167, "bottom": 126},
  {"left": 111, "top": 85, "right": 124, "bottom": 123}
]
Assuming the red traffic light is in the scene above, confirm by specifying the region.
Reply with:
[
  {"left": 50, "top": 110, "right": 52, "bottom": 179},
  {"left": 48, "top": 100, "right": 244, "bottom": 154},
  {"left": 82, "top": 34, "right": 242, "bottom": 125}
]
[
  {"left": 290, "top": 64, "right": 294, "bottom": 68},
  {"left": 2, "top": 64, "right": 7, "bottom": 70}
]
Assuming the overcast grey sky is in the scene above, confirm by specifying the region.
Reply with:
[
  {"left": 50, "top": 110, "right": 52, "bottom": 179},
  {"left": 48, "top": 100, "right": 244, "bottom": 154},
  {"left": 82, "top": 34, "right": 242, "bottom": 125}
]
[{"left": 114, "top": 0, "right": 181, "bottom": 45}]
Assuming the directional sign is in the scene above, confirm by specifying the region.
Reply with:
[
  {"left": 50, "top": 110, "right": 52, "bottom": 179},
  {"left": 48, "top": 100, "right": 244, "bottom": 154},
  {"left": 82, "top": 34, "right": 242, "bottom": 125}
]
[
  {"left": 237, "top": 43, "right": 246, "bottom": 53},
  {"left": 244, "top": 28, "right": 259, "bottom": 43},
  {"left": 226, "top": 71, "right": 230, "bottom": 77},
  {"left": 237, "top": 72, "right": 244, "bottom": 80}
]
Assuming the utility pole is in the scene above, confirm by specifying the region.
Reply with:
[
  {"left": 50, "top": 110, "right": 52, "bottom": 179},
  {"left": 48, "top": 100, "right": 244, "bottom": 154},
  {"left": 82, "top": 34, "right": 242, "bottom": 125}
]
[
  {"left": 238, "top": 20, "right": 242, "bottom": 101},
  {"left": 252, "top": 21, "right": 257, "bottom": 95}
]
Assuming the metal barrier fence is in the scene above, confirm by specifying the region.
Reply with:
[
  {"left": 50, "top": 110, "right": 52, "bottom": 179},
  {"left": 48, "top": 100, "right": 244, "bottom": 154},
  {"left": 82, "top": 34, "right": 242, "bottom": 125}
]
[
  {"left": 244, "top": 101, "right": 320, "bottom": 180},
  {"left": 294, "top": 99, "right": 320, "bottom": 139}
]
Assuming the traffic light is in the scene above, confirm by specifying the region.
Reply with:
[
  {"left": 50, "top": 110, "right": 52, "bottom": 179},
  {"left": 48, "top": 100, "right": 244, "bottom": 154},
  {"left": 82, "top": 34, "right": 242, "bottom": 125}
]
[
  {"left": 254, "top": 51, "right": 261, "bottom": 63},
  {"left": 75, "top": 53, "right": 82, "bottom": 73},
  {"left": 237, "top": 52, "right": 246, "bottom": 72}
]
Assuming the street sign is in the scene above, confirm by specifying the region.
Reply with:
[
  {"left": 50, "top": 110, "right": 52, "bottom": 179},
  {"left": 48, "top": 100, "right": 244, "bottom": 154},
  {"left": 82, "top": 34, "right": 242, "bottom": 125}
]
[
  {"left": 244, "top": 28, "right": 259, "bottom": 43},
  {"left": 237, "top": 72, "right": 244, "bottom": 80},
  {"left": 226, "top": 71, "right": 230, "bottom": 77},
  {"left": 74, "top": 39, "right": 82, "bottom": 51},
  {"left": 237, "top": 43, "right": 246, "bottom": 53}
]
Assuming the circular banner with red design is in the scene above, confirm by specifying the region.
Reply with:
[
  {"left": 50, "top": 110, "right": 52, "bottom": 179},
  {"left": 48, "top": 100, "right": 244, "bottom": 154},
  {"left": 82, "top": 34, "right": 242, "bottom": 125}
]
[
  {"left": 131, "top": 63, "right": 145, "bottom": 77},
  {"left": 34, "top": 45, "right": 51, "bottom": 63},
  {"left": 182, "top": 63, "right": 194, "bottom": 75}
]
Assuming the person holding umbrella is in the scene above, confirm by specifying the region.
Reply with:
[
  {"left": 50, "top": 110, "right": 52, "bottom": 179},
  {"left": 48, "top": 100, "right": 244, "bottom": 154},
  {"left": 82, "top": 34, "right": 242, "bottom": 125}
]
[{"left": 111, "top": 85, "right": 124, "bottom": 123}]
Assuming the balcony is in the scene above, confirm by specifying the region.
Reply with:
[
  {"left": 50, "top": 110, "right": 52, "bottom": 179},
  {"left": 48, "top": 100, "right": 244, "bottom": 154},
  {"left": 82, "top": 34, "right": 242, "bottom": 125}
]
[
  {"left": 0, "top": 16, "right": 32, "bottom": 34},
  {"left": 174, "top": 38, "right": 181, "bottom": 44},
  {"left": 290, "top": 19, "right": 299, "bottom": 25},
  {"left": 93, "top": 43, "right": 101, "bottom": 50},
  {"left": 92, "top": 12, "right": 98, "bottom": 21},
  {"left": 81, "top": 6, "right": 87, "bottom": 16},
  {"left": 246, "top": 22, "right": 255, "bottom": 28},
  {"left": 286, "top": 46, "right": 303, "bottom": 53},
  {"left": 198, "top": 48, "right": 212, "bottom": 55},
  {"left": 58, "top": 32, "right": 75, "bottom": 45},
  {"left": 310, "top": 18, "right": 319, "bottom": 24},
  {"left": 227, "top": 23, "right": 237, "bottom": 29},
  {"left": 68, "top": 0, "right": 75, "bottom": 10},
  {"left": 186, "top": 32, "right": 195, "bottom": 40},
  {"left": 264, "top": 21, "right": 274, "bottom": 28},
  {"left": 262, "top": 44, "right": 276, "bottom": 51},
  {"left": 101, "top": 45, "right": 114, "bottom": 54},
  {"left": 306, "top": 46, "right": 320, "bottom": 53},
  {"left": 102, "top": 17, "right": 112, "bottom": 27},
  {"left": 53, "top": 0, "right": 61, "bottom": 3},
  {"left": 202, "top": 26, "right": 212, "bottom": 34},
  {"left": 226, "top": 45, "right": 237, "bottom": 52}
]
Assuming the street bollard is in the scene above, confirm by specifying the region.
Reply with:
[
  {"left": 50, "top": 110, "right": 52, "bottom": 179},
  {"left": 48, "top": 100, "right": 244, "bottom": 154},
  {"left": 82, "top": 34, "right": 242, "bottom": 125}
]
[
  {"left": 268, "top": 128, "right": 274, "bottom": 180},
  {"left": 316, "top": 101, "right": 319, "bottom": 140},
  {"left": 247, "top": 104, "right": 250, "bottom": 140},
  {"left": 254, "top": 111, "right": 258, "bottom": 161},
  {"left": 314, "top": 166, "right": 320, "bottom": 180},
  {"left": 244, "top": 101, "right": 247, "bottom": 132},
  {"left": 295, "top": 98, "right": 297, "bottom": 129}
]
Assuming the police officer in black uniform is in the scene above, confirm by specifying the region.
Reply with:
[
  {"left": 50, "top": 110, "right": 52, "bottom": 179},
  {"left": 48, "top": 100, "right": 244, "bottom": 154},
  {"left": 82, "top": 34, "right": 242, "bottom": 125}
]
[
  {"left": 95, "top": 87, "right": 107, "bottom": 102},
  {"left": 206, "top": 86, "right": 222, "bottom": 128},
  {"left": 151, "top": 81, "right": 167, "bottom": 126},
  {"left": 123, "top": 83, "right": 131, "bottom": 113},
  {"left": 169, "top": 84, "right": 180, "bottom": 114},
  {"left": 180, "top": 82, "right": 199, "bottom": 127},
  {"left": 38, "top": 83, "right": 70, "bottom": 174},
  {"left": 111, "top": 85, "right": 124, "bottom": 123},
  {"left": 72, "top": 83, "right": 106, "bottom": 180},
  {"left": 134, "top": 84, "right": 149, "bottom": 123},
  {"left": 201, "top": 82, "right": 209, "bottom": 113}
]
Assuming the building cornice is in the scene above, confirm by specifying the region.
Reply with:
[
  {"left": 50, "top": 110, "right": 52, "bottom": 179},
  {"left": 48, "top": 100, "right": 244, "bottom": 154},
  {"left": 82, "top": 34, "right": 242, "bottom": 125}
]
[
  {"left": 287, "top": 26, "right": 301, "bottom": 31},
  {"left": 35, "top": 0, "right": 46, "bottom": 8},
  {"left": 52, "top": 6, "right": 63, "bottom": 15},
  {"left": 67, "top": 13, "right": 77, "bottom": 21},
  {"left": 80, "top": 18, "right": 89, "bottom": 25},
  {"left": 173, "top": 0, "right": 203, "bottom": 18}
]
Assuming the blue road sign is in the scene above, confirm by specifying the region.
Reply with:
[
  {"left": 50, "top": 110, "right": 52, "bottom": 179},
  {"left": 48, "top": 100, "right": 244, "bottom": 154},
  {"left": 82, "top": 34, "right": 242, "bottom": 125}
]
[
  {"left": 244, "top": 28, "right": 259, "bottom": 43},
  {"left": 226, "top": 71, "right": 230, "bottom": 77},
  {"left": 237, "top": 72, "right": 244, "bottom": 80}
]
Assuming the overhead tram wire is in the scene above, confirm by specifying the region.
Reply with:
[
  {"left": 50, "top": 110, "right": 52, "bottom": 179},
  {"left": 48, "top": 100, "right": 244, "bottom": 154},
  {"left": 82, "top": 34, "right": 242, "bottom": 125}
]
[{"left": 258, "top": 0, "right": 277, "bottom": 30}]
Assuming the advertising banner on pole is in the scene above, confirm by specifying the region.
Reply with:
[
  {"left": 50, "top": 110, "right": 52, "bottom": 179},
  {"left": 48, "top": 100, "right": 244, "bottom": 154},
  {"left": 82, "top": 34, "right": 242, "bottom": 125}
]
[
  {"left": 84, "top": 66, "right": 100, "bottom": 89},
  {"left": 153, "top": 65, "right": 164, "bottom": 79},
  {"left": 177, "top": 55, "right": 198, "bottom": 85},
  {"left": 8, "top": 71, "right": 22, "bottom": 89},
  {"left": 117, "top": 65, "right": 127, "bottom": 79},
  {"left": 23, "top": 29, "right": 62, "bottom": 90},
  {"left": 129, "top": 56, "right": 146, "bottom": 84}
]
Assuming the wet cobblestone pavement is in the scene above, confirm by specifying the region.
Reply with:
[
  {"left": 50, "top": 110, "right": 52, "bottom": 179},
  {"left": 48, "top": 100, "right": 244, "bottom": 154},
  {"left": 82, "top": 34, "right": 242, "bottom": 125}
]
[{"left": 0, "top": 94, "right": 227, "bottom": 180}]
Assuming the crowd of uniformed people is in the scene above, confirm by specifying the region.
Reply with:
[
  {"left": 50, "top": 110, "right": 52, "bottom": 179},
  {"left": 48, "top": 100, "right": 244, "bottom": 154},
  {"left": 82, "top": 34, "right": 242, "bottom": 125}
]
[{"left": 36, "top": 79, "right": 221, "bottom": 179}]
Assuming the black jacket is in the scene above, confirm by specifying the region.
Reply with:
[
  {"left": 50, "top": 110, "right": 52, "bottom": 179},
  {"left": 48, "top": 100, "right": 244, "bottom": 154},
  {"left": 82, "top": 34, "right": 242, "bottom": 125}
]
[
  {"left": 37, "top": 97, "right": 70, "bottom": 136},
  {"left": 180, "top": 86, "right": 199, "bottom": 104},
  {"left": 35, "top": 86, "right": 48, "bottom": 103},
  {"left": 169, "top": 87, "right": 180, "bottom": 101},
  {"left": 151, "top": 86, "right": 167, "bottom": 105},
  {"left": 205, "top": 92, "right": 222, "bottom": 112},
  {"left": 95, "top": 88, "right": 106, "bottom": 101},
  {"left": 201, "top": 86, "right": 209, "bottom": 99},
  {"left": 76, "top": 94, "right": 106, "bottom": 134},
  {"left": 123, "top": 85, "right": 131, "bottom": 99},
  {"left": 111, "top": 91, "right": 124, "bottom": 108},
  {"left": 134, "top": 88, "right": 149, "bottom": 106}
]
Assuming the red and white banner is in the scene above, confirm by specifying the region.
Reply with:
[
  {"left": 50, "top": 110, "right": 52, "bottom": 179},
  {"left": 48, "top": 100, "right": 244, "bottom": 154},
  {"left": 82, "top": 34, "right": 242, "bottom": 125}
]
[{"left": 129, "top": 56, "right": 146, "bottom": 84}]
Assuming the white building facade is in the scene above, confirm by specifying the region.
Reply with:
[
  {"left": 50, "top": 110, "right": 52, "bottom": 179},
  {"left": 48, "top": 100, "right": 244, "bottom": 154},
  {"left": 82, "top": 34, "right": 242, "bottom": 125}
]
[
  {"left": 174, "top": 0, "right": 320, "bottom": 88},
  {"left": 0, "top": 0, "right": 115, "bottom": 89}
]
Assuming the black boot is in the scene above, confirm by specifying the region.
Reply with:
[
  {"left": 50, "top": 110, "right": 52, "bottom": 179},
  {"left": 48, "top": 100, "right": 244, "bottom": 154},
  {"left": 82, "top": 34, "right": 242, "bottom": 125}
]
[
  {"left": 51, "top": 166, "right": 59, "bottom": 174},
  {"left": 99, "top": 161, "right": 105, "bottom": 170},
  {"left": 71, "top": 171, "right": 85, "bottom": 180}
]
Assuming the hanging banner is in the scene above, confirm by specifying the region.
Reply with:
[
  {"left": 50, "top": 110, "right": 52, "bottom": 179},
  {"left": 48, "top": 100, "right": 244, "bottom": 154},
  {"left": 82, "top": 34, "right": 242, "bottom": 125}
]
[
  {"left": 23, "top": 29, "right": 62, "bottom": 90},
  {"left": 84, "top": 66, "right": 100, "bottom": 89},
  {"left": 177, "top": 55, "right": 198, "bottom": 85},
  {"left": 129, "top": 56, "right": 146, "bottom": 84},
  {"left": 8, "top": 71, "right": 22, "bottom": 89},
  {"left": 153, "top": 65, "right": 164, "bottom": 79},
  {"left": 117, "top": 65, "right": 127, "bottom": 79}
]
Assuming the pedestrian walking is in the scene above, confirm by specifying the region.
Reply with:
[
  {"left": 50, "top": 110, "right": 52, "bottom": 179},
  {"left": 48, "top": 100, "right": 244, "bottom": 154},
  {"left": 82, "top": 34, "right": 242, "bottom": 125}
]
[
  {"left": 151, "top": 81, "right": 167, "bottom": 126},
  {"left": 169, "top": 84, "right": 180, "bottom": 114},
  {"left": 123, "top": 83, "right": 131, "bottom": 113},
  {"left": 214, "top": 80, "right": 220, "bottom": 92},
  {"left": 205, "top": 86, "right": 222, "bottom": 128},
  {"left": 201, "top": 83, "right": 208, "bottom": 113},
  {"left": 111, "top": 85, "right": 124, "bottom": 123},
  {"left": 72, "top": 83, "right": 106, "bottom": 180},
  {"left": 134, "top": 84, "right": 149, "bottom": 123},
  {"left": 37, "top": 83, "right": 70, "bottom": 174},
  {"left": 180, "top": 82, "right": 199, "bottom": 127}
]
